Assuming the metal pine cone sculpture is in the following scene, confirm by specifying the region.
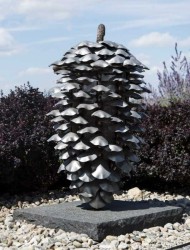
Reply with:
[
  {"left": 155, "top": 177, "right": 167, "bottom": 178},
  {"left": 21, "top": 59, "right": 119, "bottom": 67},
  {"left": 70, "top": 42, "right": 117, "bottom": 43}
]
[{"left": 47, "top": 25, "right": 149, "bottom": 209}]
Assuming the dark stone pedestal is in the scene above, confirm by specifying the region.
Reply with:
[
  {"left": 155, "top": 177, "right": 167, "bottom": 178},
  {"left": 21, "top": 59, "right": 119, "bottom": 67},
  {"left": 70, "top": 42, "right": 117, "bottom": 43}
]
[{"left": 13, "top": 200, "right": 183, "bottom": 241}]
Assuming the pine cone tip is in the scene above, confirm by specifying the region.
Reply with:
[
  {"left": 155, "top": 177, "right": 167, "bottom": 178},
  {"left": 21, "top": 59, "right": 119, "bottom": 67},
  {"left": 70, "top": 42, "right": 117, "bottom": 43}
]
[{"left": 96, "top": 24, "right": 105, "bottom": 43}]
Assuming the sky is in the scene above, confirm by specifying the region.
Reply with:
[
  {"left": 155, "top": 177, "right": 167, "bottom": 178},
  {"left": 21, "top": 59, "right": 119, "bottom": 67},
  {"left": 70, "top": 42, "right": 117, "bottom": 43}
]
[{"left": 0, "top": 0, "right": 190, "bottom": 95}]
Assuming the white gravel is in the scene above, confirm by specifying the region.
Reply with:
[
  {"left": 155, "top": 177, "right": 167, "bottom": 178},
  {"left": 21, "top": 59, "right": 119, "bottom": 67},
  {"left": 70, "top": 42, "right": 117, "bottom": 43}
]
[{"left": 0, "top": 187, "right": 190, "bottom": 250}]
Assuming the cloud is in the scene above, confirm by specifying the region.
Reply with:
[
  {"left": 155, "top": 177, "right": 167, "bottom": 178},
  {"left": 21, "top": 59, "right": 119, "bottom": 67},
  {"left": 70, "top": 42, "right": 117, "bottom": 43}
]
[
  {"left": 0, "top": 0, "right": 16, "bottom": 21},
  {"left": 111, "top": 17, "right": 187, "bottom": 31},
  {"left": 0, "top": 75, "right": 4, "bottom": 81},
  {"left": 135, "top": 53, "right": 151, "bottom": 66},
  {"left": 109, "top": 1, "right": 190, "bottom": 30},
  {"left": 18, "top": 67, "right": 51, "bottom": 76},
  {"left": 8, "top": 25, "right": 43, "bottom": 32},
  {"left": 131, "top": 32, "right": 175, "bottom": 47},
  {"left": 179, "top": 37, "right": 190, "bottom": 47},
  {"left": 184, "top": 51, "right": 190, "bottom": 60},
  {"left": 16, "top": 67, "right": 56, "bottom": 94},
  {"left": 0, "top": 0, "right": 190, "bottom": 30},
  {"left": 146, "top": 66, "right": 162, "bottom": 75},
  {"left": 18, "top": 0, "right": 190, "bottom": 29},
  {"left": 29, "top": 36, "right": 71, "bottom": 45},
  {"left": 16, "top": 0, "right": 100, "bottom": 22},
  {"left": 130, "top": 31, "right": 190, "bottom": 48},
  {"left": 0, "top": 0, "right": 101, "bottom": 30},
  {"left": 143, "top": 65, "right": 162, "bottom": 89},
  {"left": 0, "top": 28, "right": 21, "bottom": 56},
  {"left": 17, "top": 0, "right": 70, "bottom": 21}
]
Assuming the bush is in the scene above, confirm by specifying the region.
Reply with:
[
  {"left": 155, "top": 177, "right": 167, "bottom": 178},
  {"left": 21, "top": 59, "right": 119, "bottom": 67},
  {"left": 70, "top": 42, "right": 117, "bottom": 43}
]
[
  {"left": 147, "top": 43, "right": 190, "bottom": 106},
  {"left": 131, "top": 44, "right": 190, "bottom": 191},
  {"left": 0, "top": 83, "right": 68, "bottom": 193},
  {"left": 133, "top": 100, "right": 190, "bottom": 188}
]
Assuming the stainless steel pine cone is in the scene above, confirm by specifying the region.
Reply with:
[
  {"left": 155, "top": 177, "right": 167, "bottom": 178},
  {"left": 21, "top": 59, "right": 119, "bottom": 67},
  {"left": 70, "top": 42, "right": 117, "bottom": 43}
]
[{"left": 47, "top": 26, "right": 149, "bottom": 209}]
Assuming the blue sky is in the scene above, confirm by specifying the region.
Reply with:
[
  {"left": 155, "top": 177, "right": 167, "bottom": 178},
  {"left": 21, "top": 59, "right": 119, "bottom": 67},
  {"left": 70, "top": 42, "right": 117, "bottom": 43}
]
[{"left": 0, "top": 0, "right": 190, "bottom": 94}]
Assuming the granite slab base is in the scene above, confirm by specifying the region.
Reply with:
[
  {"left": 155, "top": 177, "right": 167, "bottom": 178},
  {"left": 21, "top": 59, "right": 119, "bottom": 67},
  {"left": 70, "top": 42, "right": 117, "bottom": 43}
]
[{"left": 13, "top": 200, "right": 183, "bottom": 241}]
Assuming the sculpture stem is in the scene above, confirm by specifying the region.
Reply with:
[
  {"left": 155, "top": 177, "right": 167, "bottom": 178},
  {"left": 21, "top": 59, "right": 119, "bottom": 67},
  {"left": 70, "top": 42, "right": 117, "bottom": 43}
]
[{"left": 96, "top": 24, "right": 105, "bottom": 42}]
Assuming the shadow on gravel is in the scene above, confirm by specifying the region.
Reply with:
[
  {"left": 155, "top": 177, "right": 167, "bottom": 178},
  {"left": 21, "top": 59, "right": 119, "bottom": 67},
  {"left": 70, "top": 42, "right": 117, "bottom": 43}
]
[
  {"left": 0, "top": 187, "right": 74, "bottom": 209},
  {"left": 78, "top": 199, "right": 187, "bottom": 212}
]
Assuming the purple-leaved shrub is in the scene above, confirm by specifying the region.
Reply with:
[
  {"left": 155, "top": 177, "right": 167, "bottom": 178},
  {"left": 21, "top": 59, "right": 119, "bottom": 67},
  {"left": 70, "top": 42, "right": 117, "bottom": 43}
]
[
  {"left": 0, "top": 83, "right": 65, "bottom": 193},
  {"left": 122, "top": 44, "right": 190, "bottom": 190},
  {"left": 131, "top": 99, "right": 190, "bottom": 188}
]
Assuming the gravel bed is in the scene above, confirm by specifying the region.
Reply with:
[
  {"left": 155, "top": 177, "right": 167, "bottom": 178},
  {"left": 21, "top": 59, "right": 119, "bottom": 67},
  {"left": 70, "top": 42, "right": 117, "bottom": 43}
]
[{"left": 1, "top": 187, "right": 190, "bottom": 250}]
